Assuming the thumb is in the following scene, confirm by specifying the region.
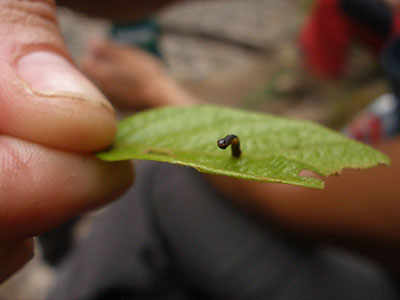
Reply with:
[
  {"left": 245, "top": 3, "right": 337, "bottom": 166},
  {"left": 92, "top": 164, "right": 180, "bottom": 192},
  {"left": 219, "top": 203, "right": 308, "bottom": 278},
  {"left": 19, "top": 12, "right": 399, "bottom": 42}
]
[{"left": 0, "top": 0, "right": 115, "bottom": 152}]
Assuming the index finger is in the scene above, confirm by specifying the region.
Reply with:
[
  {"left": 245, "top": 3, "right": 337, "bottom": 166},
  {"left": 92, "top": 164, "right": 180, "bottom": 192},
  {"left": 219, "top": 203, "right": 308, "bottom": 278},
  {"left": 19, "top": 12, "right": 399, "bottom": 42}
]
[{"left": 0, "top": 0, "right": 116, "bottom": 152}]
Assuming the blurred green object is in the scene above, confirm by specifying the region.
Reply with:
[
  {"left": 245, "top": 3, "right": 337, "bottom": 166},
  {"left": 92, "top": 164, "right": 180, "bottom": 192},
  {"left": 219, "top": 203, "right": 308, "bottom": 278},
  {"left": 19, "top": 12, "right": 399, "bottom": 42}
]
[
  {"left": 110, "top": 18, "right": 162, "bottom": 57},
  {"left": 97, "top": 105, "right": 390, "bottom": 189}
]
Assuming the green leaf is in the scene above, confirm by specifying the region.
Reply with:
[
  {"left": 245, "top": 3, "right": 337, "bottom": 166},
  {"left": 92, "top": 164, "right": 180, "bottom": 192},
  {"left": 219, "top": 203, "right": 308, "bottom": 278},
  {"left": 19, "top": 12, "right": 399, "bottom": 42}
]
[{"left": 97, "top": 105, "right": 390, "bottom": 189}]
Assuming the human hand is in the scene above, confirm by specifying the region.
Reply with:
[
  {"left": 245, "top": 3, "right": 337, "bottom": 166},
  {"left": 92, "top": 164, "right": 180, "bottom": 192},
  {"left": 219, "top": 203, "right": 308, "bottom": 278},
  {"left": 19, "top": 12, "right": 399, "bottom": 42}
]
[
  {"left": 0, "top": 0, "right": 133, "bottom": 282},
  {"left": 81, "top": 39, "right": 197, "bottom": 111}
]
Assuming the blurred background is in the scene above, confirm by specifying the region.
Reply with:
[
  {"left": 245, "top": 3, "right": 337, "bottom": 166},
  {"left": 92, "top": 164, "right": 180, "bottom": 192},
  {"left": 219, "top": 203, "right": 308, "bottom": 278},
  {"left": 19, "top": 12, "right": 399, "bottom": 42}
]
[{"left": 0, "top": 0, "right": 391, "bottom": 298}]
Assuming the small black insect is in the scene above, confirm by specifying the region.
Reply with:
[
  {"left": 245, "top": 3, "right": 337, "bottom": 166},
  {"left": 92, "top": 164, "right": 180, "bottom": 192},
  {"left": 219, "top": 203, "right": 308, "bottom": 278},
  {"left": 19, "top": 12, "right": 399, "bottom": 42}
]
[{"left": 217, "top": 134, "right": 241, "bottom": 157}]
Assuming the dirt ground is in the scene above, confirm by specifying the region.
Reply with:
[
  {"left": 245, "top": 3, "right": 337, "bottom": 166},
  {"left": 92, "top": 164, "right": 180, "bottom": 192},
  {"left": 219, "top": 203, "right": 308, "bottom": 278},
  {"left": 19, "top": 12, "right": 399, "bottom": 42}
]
[{"left": 0, "top": 0, "right": 390, "bottom": 299}]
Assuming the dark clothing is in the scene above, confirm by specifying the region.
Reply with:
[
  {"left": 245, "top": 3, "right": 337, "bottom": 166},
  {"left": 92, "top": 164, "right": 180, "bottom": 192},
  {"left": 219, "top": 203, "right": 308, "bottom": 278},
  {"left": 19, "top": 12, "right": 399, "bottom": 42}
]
[
  {"left": 340, "top": 0, "right": 393, "bottom": 37},
  {"left": 48, "top": 162, "right": 398, "bottom": 300},
  {"left": 382, "top": 36, "right": 400, "bottom": 102}
]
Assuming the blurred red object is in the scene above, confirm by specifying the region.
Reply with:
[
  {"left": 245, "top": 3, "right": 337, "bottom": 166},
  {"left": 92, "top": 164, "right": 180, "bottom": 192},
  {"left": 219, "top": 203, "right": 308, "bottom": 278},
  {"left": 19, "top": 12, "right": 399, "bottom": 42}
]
[{"left": 299, "top": 0, "right": 400, "bottom": 78}]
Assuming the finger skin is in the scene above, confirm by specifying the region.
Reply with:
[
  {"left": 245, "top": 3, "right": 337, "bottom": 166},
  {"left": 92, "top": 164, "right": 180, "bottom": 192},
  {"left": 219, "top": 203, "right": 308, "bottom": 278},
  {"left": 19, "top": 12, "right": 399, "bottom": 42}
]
[
  {"left": 0, "top": 0, "right": 116, "bottom": 152},
  {"left": 0, "top": 0, "right": 134, "bottom": 283},
  {"left": 0, "top": 136, "right": 134, "bottom": 241},
  {"left": 0, "top": 239, "right": 34, "bottom": 284}
]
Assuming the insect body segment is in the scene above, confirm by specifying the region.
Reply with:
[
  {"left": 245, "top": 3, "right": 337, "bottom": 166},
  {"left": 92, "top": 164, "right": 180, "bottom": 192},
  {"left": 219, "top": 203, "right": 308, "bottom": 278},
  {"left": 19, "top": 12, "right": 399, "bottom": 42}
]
[{"left": 217, "top": 134, "right": 241, "bottom": 157}]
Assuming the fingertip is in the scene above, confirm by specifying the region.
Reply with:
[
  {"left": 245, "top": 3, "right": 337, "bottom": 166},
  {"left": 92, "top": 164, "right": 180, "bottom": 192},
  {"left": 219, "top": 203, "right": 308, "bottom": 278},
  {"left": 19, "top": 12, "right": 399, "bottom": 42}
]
[
  {"left": 0, "top": 92, "right": 118, "bottom": 153},
  {"left": 0, "top": 1, "right": 117, "bottom": 153},
  {"left": 0, "top": 137, "right": 134, "bottom": 240}
]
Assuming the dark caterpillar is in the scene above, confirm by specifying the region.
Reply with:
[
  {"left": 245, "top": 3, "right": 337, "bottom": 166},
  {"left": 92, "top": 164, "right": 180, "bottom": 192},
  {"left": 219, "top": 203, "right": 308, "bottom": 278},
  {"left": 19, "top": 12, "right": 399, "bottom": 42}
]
[{"left": 217, "top": 134, "right": 241, "bottom": 157}]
